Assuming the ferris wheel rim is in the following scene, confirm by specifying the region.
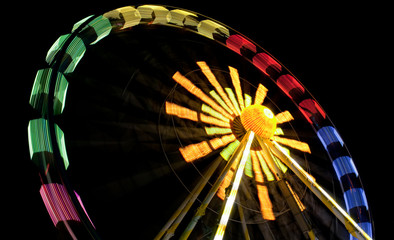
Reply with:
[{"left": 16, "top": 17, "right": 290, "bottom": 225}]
[{"left": 27, "top": 4, "right": 373, "bottom": 239}]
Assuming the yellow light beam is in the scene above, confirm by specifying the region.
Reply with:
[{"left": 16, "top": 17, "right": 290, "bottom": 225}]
[
  {"left": 172, "top": 71, "right": 233, "bottom": 120},
  {"left": 267, "top": 140, "right": 373, "bottom": 240},
  {"left": 225, "top": 88, "right": 241, "bottom": 115},
  {"left": 275, "top": 110, "right": 294, "bottom": 124},
  {"left": 214, "top": 131, "right": 255, "bottom": 240},
  {"left": 209, "top": 90, "right": 233, "bottom": 116},
  {"left": 197, "top": 61, "right": 237, "bottom": 115},
  {"left": 254, "top": 84, "right": 268, "bottom": 105},
  {"left": 166, "top": 101, "right": 230, "bottom": 128},
  {"left": 272, "top": 136, "right": 311, "bottom": 153},
  {"left": 202, "top": 104, "right": 229, "bottom": 122},
  {"left": 204, "top": 127, "right": 232, "bottom": 136},
  {"left": 229, "top": 66, "right": 245, "bottom": 110}
]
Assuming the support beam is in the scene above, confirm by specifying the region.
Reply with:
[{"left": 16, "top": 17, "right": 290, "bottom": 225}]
[
  {"left": 256, "top": 136, "right": 316, "bottom": 239},
  {"left": 155, "top": 157, "right": 222, "bottom": 240},
  {"left": 266, "top": 139, "right": 372, "bottom": 240},
  {"left": 179, "top": 131, "right": 252, "bottom": 240},
  {"left": 213, "top": 131, "right": 255, "bottom": 240}
]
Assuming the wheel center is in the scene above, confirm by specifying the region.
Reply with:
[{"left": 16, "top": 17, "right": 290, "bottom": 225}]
[{"left": 240, "top": 105, "right": 277, "bottom": 139}]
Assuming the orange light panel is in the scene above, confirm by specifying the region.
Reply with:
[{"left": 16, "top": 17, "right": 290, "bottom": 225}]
[
  {"left": 272, "top": 136, "right": 311, "bottom": 153},
  {"left": 254, "top": 84, "right": 268, "bottom": 105},
  {"left": 209, "top": 134, "right": 236, "bottom": 150},
  {"left": 165, "top": 101, "right": 198, "bottom": 121},
  {"left": 217, "top": 167, "right": 234, "bottom": 200},
  {"left": 229, "top": 66, "right": 244, "bottom": 110},
  {"left": 179, "top": 141, "right": 212, "bottom": 162},
  {"left": 275, "top": 110, "right": 294, "bottom": 124},
  {"left": 251, "top": 152, "right": 275, "bottom": 220}
]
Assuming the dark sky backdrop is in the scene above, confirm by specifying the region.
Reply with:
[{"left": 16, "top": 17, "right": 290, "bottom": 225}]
[{"left": 8, "top": 1, "right": 389, "bottom": 239}]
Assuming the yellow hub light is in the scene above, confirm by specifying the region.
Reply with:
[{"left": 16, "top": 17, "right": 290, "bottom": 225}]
[{"left": 240, "top": 105, "right": 277, "bottom": 139}]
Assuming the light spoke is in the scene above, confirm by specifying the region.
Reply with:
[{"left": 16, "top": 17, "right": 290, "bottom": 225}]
[
  {"left": 254, "top": 83, "right": 268, "bottom": 105},
  {"left": 197, "top": 61, "right": 237, "bottom": 115},
  {"left": 172, "top": 71, "right": 233, "bottom": 120},
  {"left": 229, "top": 66, "right": 245, "bottom": 110},
  {"left": 272, "top": 135, "right": 311, "bottom": 153},
  {"left": 275, "top": 110, "right": 294, "bottom": 124}
]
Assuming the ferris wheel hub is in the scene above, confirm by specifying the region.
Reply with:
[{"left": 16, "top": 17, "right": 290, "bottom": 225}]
[{"left": 240, "top": 105, "right": 277, "bottom": 139}]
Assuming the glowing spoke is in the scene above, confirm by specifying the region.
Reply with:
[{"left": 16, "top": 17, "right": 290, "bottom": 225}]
[
  {"left": 217, "top": 163, "right": 236, "bottom": 200},
  {"left": 197, "top": 61, "right": 237, "bottom": 115},
  {"left": 275, "top": 110, "right": 294, "bottom": 124},
  {"left": 225, "top": 88, "right": 241, "bottom": 115},
  {"left": 179, "top": 141, "right": 212, "bottom": 162},
  {"left": 202, "top": 104, "right": 229, "bottom": 122},
  {"left": 166, "top": 101, "right": 198, "bottom": 121},
  {"left": 272, "top": 136, "right": 311, "bottom": 153},
  {"left": 229, "top": 66, "right": 244, "bottom": 110},
  {"left": 214, "top": 131, "right": 255, "bottom": 240},
  {"left": 244, "top": 93, "right": 252, "bottom": 108},
  {"left": 200, "top": 113, "right": 230, "bottom": 128},
  {"left": 220, "top": 140, "right": 240, "bottom": 161},
  {"left": 251, "top": 151, "right": 275, "bottom": 220},
  {"left": 172, "top": 71, "right": 233, "bottom": 120},
  {"left": 252, "top": 150, "right": 275, "bottom": 181},
  {"left": 204, "top": 127, "right": 232, "bottom": 136},
  {"left": 254, "top": 84, "right": 268, "bottom": 105},
  {"left": 209, "top": 134, "right": 236, "bottom": 150},
  {"left": 209, "top": 90, "right": 233, "bottom": 115}
]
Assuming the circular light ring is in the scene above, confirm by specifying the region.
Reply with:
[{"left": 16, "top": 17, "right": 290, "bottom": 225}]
[{"left": 28, "top": 4, "right": 373, "bottom": 238}]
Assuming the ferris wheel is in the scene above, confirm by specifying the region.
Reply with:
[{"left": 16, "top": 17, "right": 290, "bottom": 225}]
[{"left": 28, "top": 5, "right": 373, "bottom": 240}]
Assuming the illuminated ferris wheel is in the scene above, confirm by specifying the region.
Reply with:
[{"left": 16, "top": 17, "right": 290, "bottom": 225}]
[{"left": 28, "top": 5, "right": 373, "bottom": 240}]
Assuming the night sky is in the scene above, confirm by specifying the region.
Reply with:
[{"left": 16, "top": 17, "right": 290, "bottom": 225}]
[{"left": 7, "top": 1, "right": 389, "bottom": 239}]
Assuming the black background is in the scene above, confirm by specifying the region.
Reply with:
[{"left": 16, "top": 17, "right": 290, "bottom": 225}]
[{"left": 6, "top": 1, "right": 389, "bottom": 239}]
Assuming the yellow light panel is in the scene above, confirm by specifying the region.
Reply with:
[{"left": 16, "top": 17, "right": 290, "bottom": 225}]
[
  {"left": 254, "top": 84, "right": 268, "bottom": 105},
  {"left": 172, "top": 71, "right": 233, "bottom": 120},
  {"left": 197, "top": 62, "right": 236, "bottom": 115},
  {"left": 179, "top": 141, "right": 212, "bottom": 162},
  {"left": 225, "top": 88, "right": 241, "bottom": 115},
  {"left": 205, "top": 127, "right": 232, "bottom": 136},
  {"left": 256, "top": 149, "right": 280, "bottom": 181},
  {"left": 229, "top": 66, "right": 244, "bottom": 110},
  {"left": 202, "top": 104, "right": 229, "bottom": 122},
  {"left": 209, "top": 90, "right": 234, "bottom": 116},
  {"left": 244, "top": 94, "right": 252, "bottom": 108},
  {"left": 220, "top": 140, "right": 240, "bottom": 161},
  {"left": 272, "top": 136, "right": 311, "bottom": 153},
  {"left": 251, "top": 151, "right": 275, "bottom": 220},
  {"left": 275, "top": 110, "right": 294, "bottom": 124}
]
